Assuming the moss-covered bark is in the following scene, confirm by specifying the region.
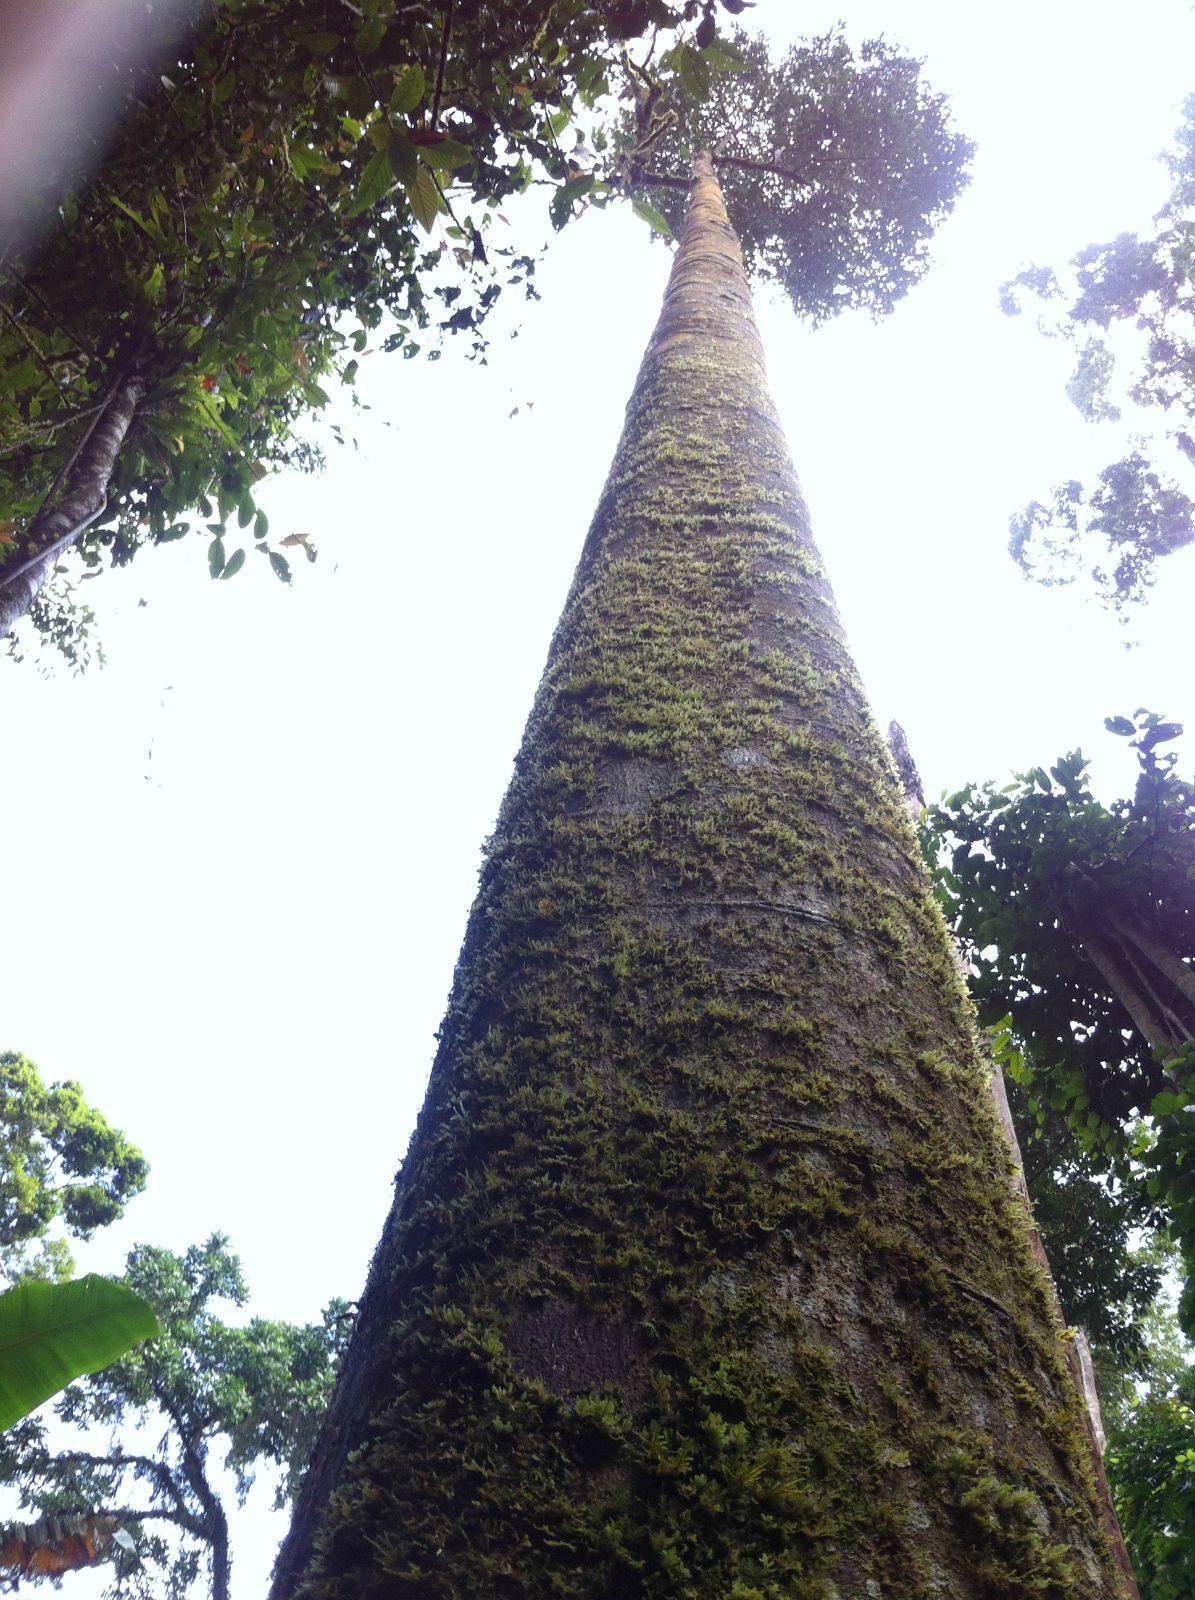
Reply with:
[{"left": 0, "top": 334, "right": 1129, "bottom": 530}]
[{"left": 273, "top": 155, "right": 1133, "bottom": 1600}]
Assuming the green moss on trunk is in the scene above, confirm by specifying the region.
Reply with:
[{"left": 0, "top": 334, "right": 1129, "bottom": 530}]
[{"left": 274, "top": 156, "right": 1131, "bottom": 1600}]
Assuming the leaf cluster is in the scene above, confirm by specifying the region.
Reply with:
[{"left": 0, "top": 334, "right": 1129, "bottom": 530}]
[
  {"left": 636, "top": 28, "right": 974, "bottom": 322},
  {"left": 0, "top": 1052, "right": 147, "bottom": 1284},
  {"left": 925, "top": 714, "right": 1195, "bottom": 1330},
  {"left": 927, "top": 716, "right": 1193, "bottom": 1149},
  {"left": 1106, "top": 1360, "right": 1195, "bottom": 1600},
  {"left": 1003, "top": 94, "right": 1195, "bottom": 608},
  {"left": 0, "top": 0, "right": 712, "bottom": 655}
]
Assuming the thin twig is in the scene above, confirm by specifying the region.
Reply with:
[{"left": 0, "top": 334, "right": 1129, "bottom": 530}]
[
  {"left": 628, "top": 170, "right": 690, "bottom": 191},
  {"left": 0, "top": 301, "right": 61, "bottom": 389},
  {"left": 4, "top": 267, "right": 99, "bottom": 360}
]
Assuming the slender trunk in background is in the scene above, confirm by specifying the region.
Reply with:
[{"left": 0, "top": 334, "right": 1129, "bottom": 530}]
[
  {"left": 274, "top": 155, "right": 1136, "bottom": 1599},
  {"left": 0, "top": 368, "right": 144, "bottom": 639}
]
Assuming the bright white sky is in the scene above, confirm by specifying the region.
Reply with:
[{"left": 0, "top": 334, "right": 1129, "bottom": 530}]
[{"left": 5, "top": 1, "right": 1195, "bottom": 1591}]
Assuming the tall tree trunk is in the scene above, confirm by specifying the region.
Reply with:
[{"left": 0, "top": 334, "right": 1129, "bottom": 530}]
[
  {"left": 274, "top": 155, "right": 1135, "bottom": 1599},
  {"left": 0, "top": 368, "right": 144, "bottom": 640}
]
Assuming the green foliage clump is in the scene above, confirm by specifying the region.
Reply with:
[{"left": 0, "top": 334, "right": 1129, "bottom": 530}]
[
  {"left": 636, "top": 28, "right": 974, "bottom": 322},
  {"left": 1004, "top": 94, "right": 1195, "bottom": 607},
  {"left": 0, "top": 0, "right": 757, "bottom": 663},
  {"left": 1107, "top": 1362, "right": 1195, "bottom": 1600},
  {"left": 0, "top": 1051, "right": 147, "bottom": 1284},
  {"left": 925, "top": 713, "right": 1195, "bottom": 1335}
]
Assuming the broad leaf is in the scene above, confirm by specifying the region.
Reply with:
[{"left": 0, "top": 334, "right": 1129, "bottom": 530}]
[
  {"left": 390, "top": 63, "right": 425, "bottom": 116},
  {"left": 349, "top": 150, "right": 395, "bottom": 217},
  {"left": 406, "top": 167, "right": 442, "bottom": 234},
  {"left": 631, "top": 196, "right": 672, "bottom": 237},
  {"left": 0, "top": 1278, "right": 158, "bottom": 1430},
  {"left": 415, "top": 138, "right": 472, "bottom": 173}
]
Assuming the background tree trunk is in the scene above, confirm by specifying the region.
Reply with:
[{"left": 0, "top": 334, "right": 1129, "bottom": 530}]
[
  {"left": 274, "top": 155, "right": 1134, "bottom": 1600},
  {"left": 0, "top": 369, "right": 144, "bottom": 640}
]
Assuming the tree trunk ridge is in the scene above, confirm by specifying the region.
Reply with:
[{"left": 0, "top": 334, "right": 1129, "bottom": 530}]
[{"left": 274, "top": 155, "right": 1133, "bottom": 1600}]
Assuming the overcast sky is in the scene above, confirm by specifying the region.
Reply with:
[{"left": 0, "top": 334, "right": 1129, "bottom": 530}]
[{"left": 5, "top": 1, "right": 1195, "bottom": 1591}]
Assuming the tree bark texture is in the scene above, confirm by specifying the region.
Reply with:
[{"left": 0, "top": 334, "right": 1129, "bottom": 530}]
[
  {"left": 0, "top": 369, "right": 144, "bottom": 640},
  {"left": 275, "top": 155, "right": 1134, "bottom": 1600}
]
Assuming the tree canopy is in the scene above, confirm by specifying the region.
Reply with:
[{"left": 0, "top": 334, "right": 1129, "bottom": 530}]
[
  {"left": 1003, "top": 94, "right": 1195, "bottom": 609},
  {"left": 0, "top": 1051, "right": 147, "bottom": 1284},
  {"left": 0, "top": 1, "right": 972, "bottom": 665},
  {"left": 631, "top": 28, "right": 973, "bottom": 322},
  {"left": 0, "top": 1235, "right": 350, "bottom": 1600}
]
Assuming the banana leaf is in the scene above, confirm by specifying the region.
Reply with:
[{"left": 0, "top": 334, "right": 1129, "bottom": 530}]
[{"left": 0, "top": 1276, "right": 159, "bottom": 1430}]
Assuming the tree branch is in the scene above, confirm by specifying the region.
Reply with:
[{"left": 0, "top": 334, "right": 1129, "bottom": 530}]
[
  {"left": 628, "top": 170, "right": 690, "bottom": 191},
  {"left": 1118, "top": 914, "right": 1195, "bottom": 1017},
  {"left": 147, "top": 1377, "right": 224, "bottom": 1537},
  {"left": 713, "top": 153, "right": 812, "bottom": 188}
]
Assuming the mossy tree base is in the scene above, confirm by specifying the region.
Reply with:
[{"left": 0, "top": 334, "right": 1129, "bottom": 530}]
[{"left": 273, "top": 155, "right": 1133, "bottom": 1600}]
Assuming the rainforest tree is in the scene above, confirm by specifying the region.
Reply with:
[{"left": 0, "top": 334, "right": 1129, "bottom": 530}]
[{"left": 271, "top": 151, "right": 1137, "bottom": 1598}]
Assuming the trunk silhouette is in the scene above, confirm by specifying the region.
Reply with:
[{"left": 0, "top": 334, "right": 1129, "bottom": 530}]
[
  {"left": 274, "top": 156, "right": 1135, "bottom": 1599},
  {"left": 1055, "top": 862, "right": 1195, "bottom": 1061}
]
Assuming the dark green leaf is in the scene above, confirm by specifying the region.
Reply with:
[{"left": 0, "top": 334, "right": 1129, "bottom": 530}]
[
  {"left": 387, "top": 131, "right": 418, "bottom": 187},
  {"left": 355, "top": 17, "right": 387, "bottom": 54},
  {"left": 417, "top": 139, "right": 473, "bottom": 173},
  {"left": 677, "top": 42, "right": 711, "bottom": 100},
  {"left": 349, "top": 150, "right": 395, "bottom": 216},
  {"left": 550, "top": 174, "right": 594, "bottom": 230}
]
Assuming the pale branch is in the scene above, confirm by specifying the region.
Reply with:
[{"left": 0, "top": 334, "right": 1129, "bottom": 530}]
[
  {"left": 0, "top": 364, "right": 145, "bottom": 638},
  {"left": 628, "top": 170, "right": 690, "bottom": 190},
  {"left": 1119, "top": 936, "right": 1191, "bottom": 1048},
  {"left": 1062, "top": 904, "right": 1176, "bottom": 1061},
  {"left": 429, "top": 0, "right": 454, "bottom": 133},
  {"left": 1119, "top": 914, "right": 1195, "bottom": 1015},
  {"left": 713, "top": 152, "right": 813, "bottom": 188}
]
